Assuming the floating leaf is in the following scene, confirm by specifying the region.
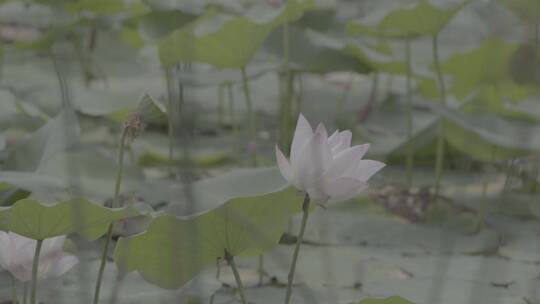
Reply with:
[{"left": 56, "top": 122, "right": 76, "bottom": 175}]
[
  {"left": 158, "top": 0, "right": 314, "bottom": 67},
  {"left": 115, "top": 187, "right": 304, "bottom": 289},
  {"left": 0, "top": 171, "right": 65, "bottom": 194},
  {"left": 0, "top": 198, "right": 141, "bottom": 240},
  {"left": 425, "top": 102, "right": 538, "bottom": 161}
]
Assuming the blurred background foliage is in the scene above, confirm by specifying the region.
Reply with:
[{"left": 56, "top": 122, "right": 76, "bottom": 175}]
[{"left": 0, "top": 0, "right": 540, "bottom": 303}]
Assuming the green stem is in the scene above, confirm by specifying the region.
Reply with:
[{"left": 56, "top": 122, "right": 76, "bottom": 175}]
[
  {"left": 257, "top": 255, "right": 264, "bottom": 286},
  {"left": 227, "top": 84, "right": 240, "bottom": 156},
  {"left": 216, "top": 258, "right": 221, "bottom": 280},
  {"left": 432, "top": 34, "right": 447, "bottom": 197},
  {"left": 224, "top": 250, "right": 247, "bottom": 304},
  {"left": 165, "top": 68, "right": 175, "bottom": 171},
  {"left": 11, "top": 276, "right": 17, "bottom": 304},
  {"left": 280, "top": 71, "right": 295, "bottom": 153},
  {"left": 404, "top": 38, "right": 414, "bottom": 188},
  {"left": 240, "top": 68, "right": 256, "bottom": 166},
  {"left": 534, "top": 22, "right": 539, "bottom": 49},
  {"left": 283, "top": 12, "right": 290, "bottom": 67},
  {"left": 218, "top": 84, "right": 225, "bottom": 126},
  {"left": 23, "top": 282, "right": 28, "bottom": 304},
  {"left": 30, "top": 240, "right": 43, "bottom": 304},
  {"left": 336, "top": 76, "right": 354, "bottom": 115},
  {"left": 93, "top": 128, "right": 128, "bottom": 304},
  {"left": 284, "top": 194, "right": 310, "bottom": 304}
]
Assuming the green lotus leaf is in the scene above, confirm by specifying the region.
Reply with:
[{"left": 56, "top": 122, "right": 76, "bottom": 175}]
[
  {"left": 115, "top": 186, "right": 304, "bottom": 289},
  {"left": 158, "top": 0, "right": 314, "bottom": 68},
  {"left": 347, "top": 0, "right": 470, "bottom": 38},
  {"left": 496, "top": 0, "right": 540, "bottom": 22},
  {"left": 440, "top": 39, "right": 518, "bottom": 100},
  {"left": 0, "top": 198, "right": 141, "bottom": 240},
  {"left": 64, "top": 0, "right": 125, "bottom": 15}
]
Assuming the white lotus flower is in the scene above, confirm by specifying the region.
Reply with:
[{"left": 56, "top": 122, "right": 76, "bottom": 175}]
[
  {"left": 0, "top": 232, "right": 79, "bottom": 282},
  {"left": 276, "top": 114, "right": 385, "bottom": 203}
]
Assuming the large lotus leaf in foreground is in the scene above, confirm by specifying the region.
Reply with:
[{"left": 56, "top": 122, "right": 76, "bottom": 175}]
[
  {"left": 115, "top": 186, "right": 304, "bottom": 289},
  {"left": 0, "top": 198, "right": 141, "bottom": 240}
]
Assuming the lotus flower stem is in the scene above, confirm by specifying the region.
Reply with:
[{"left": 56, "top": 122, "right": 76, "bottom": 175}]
[
  {"left": 224, "top": 250, "right": 247, "bottom": 304},
  {"left": 432, "top": 34, "right": 447, "bottom": 197},
  {"left": 285, "top": 194, "right": 310, "bottom": 304},
  {"left": 240, "top": 67, "right": 257, "bottom": 166},
  {"left": 30, "top": 239, "right": 43, "bottom": 304},
  {"left": 93, "top": 128, "right": 128, "bottom": 304},
  {"left": 404, "top": 37, "right": 414, "bottom": 187}
]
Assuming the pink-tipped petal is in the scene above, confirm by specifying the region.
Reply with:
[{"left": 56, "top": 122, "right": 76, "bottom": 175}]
[
  {"left": 327, "top": 130, "right": 340, "bottom": 146},
  {"left": 324, "top": 145, "right": 370, "bottom": 180},
  {"left": 323, "top": 177, "right": 368, "bottom": 201},
  {"left": 294, "top": 129, "right": 332, "bottom": 190},
  {"left": 314, "top": 123, "right": 329, "bottom": 139},
  {"left": 330, "top": 130, "right": 353, "bottom": 154},
  {"left": 338, "top": 130, "right": 352, "bottom": 150},
  {"left": 275, "top": 146, "right": 294, "bottom": 184},
  {"left": 290, "top": 114, "right": 313, "bottom": 166},
  {"left": 355, "top": 160, "right": 386, "bottom": 182},
  {"left": 40, "top": 235, "right": 66, "bottom": 258}
]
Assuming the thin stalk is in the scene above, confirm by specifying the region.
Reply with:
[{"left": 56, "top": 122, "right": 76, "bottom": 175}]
[
  {"left": 336, "top": 76, "right": 354, "bottom": 115},
  {"left": 257, "top": 255, "right": 264, "bottom": 286},
  {"left": 30, "top": 240, "right": 43, "bottom": 304},
  {"left": 284, "top": 71, "right": 294, "bottom": 151},
  {"left": 534, "top": 22, "right": 539, "bottom": 49},
  {"left": 281, "top": 9, "right": 293, "bottom": 153},
  {"left": 93, "top": 128, "right": 128, "bottom": 304},
  {"left": 240, "top": 68, "right": 256, "bottom": 165},
  {"left": 279, "top": 71, "right": 295, "bottom": 157},
  {"left": 11, "top": 276, "right": 17, "bottom": 304},
  {"left": 165, "top": 68, "right": 175, "bottom": 170},
  {"left": 218, "top": 84, "right": 225, "bottom": 126},
  {"left": 358, "top": 72, "right": 379, "bottom": 124},
  {"left": 404, "top": 38, "right": 414, "bottom": 187},
  {"left": 23, "top": 282, "right": 28, "bottom": 304},
  {"left": 432, "top": 34, "right": 448, "bottom": 197},
  {"left": 224, "top": 250, "right": 247, "bottom": 304},
  {"left": 227, "top": 84, "right": 240, "bottom": 156},
  {"left": 283, "top": 11, "right": 290, "bottom": 66},
  {"left": 284, "top": 194, "right": 311, "bottom": 304},
  {"left": 216, "top": 258, "right": 221, "bottom": 280},
  {"left": 0, "top": 43, "right": 3, "bottom": 84}
]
